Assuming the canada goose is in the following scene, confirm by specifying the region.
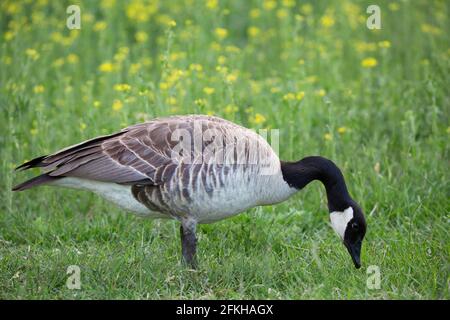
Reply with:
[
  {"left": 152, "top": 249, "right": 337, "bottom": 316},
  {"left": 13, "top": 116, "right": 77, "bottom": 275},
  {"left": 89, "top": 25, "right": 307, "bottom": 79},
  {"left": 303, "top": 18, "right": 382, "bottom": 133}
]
[{"left": 12, "top": 115, "right": 366, "bottom": 268}]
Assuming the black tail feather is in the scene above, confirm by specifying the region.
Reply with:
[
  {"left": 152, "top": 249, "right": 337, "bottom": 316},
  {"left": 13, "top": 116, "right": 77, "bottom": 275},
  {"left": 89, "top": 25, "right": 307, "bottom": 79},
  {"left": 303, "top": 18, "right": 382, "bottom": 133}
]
[
  {"left": 12, "top": 174, "right": 61, "bottom": 191},
  {"left": 15, "top": 155, "right": 48, "bottom": 171}
]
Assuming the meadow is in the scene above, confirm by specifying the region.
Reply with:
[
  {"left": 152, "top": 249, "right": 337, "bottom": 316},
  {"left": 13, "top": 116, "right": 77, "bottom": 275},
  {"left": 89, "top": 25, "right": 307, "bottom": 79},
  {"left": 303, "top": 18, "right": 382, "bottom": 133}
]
[{"left": 0, "top": 0, "right": 449, "bottom": 299}]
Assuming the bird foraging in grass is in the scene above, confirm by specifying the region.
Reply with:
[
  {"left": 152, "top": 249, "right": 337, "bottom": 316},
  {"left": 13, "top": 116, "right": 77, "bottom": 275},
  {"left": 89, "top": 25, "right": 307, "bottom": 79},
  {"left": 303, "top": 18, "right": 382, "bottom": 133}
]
[{"left": 12, "top": 115, "right": 366, "bottom": 269}]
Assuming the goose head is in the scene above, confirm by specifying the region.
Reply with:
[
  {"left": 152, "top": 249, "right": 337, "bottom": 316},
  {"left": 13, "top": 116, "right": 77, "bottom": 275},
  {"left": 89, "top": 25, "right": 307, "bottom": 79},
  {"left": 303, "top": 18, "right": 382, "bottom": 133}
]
[
  {"left": 330, "top": 203, "right": 366, "bottom": 269},
  {"left": 281, "top": 156, "right": 367, "bottom": 269}
]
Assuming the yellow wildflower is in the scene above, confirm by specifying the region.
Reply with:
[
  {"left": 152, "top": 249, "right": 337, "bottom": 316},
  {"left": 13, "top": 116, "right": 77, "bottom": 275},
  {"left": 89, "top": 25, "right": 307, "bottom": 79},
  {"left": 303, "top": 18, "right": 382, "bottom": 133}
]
[
  {"left": 26, "top": 48, "right": 39, "bottom": 60},
  {"left": 52, "top": 58, "right": 64, "bottom": 68},
  {"left": 93, "top": 21, "right": 107, "bottom": 32},
  {"left": 282, "top": 0, "right": 296, "bottom": 7},
  {"left": 159, "top": 82, "right": 169, "bottom": 90},
  {"left": 189, "top": 64, "right": 203, "bottom": 72},
  {"left": 129, "top": 63, "right": 142, "bottom": 75},
  {"left": 80, "top": 122, "right": 87, "bottom": 131},
  {"left": 324, "top": 133, "right": 332, "bottom": 141},
  {"left": 112, "top": 99, "right": 123, "bottom": 111},
  {"left": 252, "top": 113, "right": 266, "bottom": 124},
  {"left": 378, "top": 41, "right": 391, "bottom": 48},
  {"left": 135, "top": 31, "right": 148, "bottom": 43},
  {"left": 226, "top": 72, "right": 238, "bottom": 83},
  {"left": 203, "top": 87, "right": 215, "bottom": 95},
  {"left": 283, "top": 93, "right": 295, "bottom": 101},
  {"left": 320, "top": 15, "right": 335, "bottom": 28},
  {"left": 67, "top": 54, "right": 79, "bottom": 64},
  {"left": 93, "top": 101, "right": 101, "bottom": 108},
  {"left": 263, "top": 0, "right": 277, "bottom": 11},
  {"left": 166, "top": 97, "right": 177, "bottom": 105},
  {"left": 224, "top": 104, "right": 238, "bottom": 114},
  {"left": 361, "top": 57, "right": 378, "bottom": 68},
  {"left": 388, "top": 3, "right": 399, "bottom": 11},
  {"left": 300, "top": 4, "right": 313, "bottom": 15},
  {"left": 206, "top": 0, "right": 218, "bottom": 10},
  {"left": 276, "top": 9, "right": 288, "bottom": 19},
  {"left": 30, "top": 128, "right": 38, "bottom": 136},
  {"left": 114, "top": 83, "right": 131, "bottom": 92},
  {"left": 214, "top": 28, "right": 228, "bottom": 40},
  {"left": 98, "top": 62, "right": 114, "bottom": 72},
  {"left": 315, "top": 89, "right": 326, "bottom": 97},
  {"left": 4, "top": 31, "right": 15, "bottom": 41},
  {"left": 247, "top": 26, "right": 260, "bottom": 38},
  {"left": 296, "top": 91, "right": 305, "bottom": 101},
  {"left": 337, "top": 127, "right": 348, "bottom": 134},
  {"left": 33, "top": 85, "right": 45, "bottom": 94},
  {"left": 250, "top": 9, "right": 260, "bottom": 19}
]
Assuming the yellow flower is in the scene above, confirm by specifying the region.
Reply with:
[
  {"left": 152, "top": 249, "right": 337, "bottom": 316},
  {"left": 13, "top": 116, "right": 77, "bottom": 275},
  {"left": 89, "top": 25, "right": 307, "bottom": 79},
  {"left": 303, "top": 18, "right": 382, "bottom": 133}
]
[
  {"left": 67, "top": 54, "right": 79, "bottom": 64},
  {"left": 33, "top": 85, "right": 45, "bottom": 94},
  {"left": 93, "top": 101, "right": 101, "bottom": 108},
  {"left": 337, "top": 127, "right": 348, "bottom": 134},
  {"left": 25, "top": 48, "right": 39, "bottom": 60},
  {"left": 361, "top": 57, "right": 378, "bottom": 68},
  {"left": 420, "top": 24, "right": 442, "bottom": 35},
  {"left": 217, "top": 55, "right": 227, "bottom": 65},
  {"left": 324, "top": 133, "right": 332, "bottom": 141},
  {"left": 276, "top": 9, "right": 288, "bottom": 19},
  {"left": 296, "top": 91, "right": 305, "bottom": 101},
  {"left": 378, "top": 41, "right": 391, "bottom": 48},
  {"left": 315, "top": 89, "right": 326, "bottom": 97},
  {"left": 252, "top": 113, "right": 266, "bottom": 125},
  {"left": 165, "top": 97, "right": 177, "bottom": 105},
  {"left": 189, "top": 64, "right": 203, "bottom": 72},
  {"left": 99, "top": 61, "right": 114, "bottom": 72},
  {"left": 388, "top": 3, "right": 399, "bottom": 11},
  {"left": 93, "top": 21, "right": 107, "bottom": 32},
  {"left": 30, "top": 128, "right": 38, "bottom": 136},
  {"left": 283, "top": 93, "right": 295, "bottom": 101},
  {"left": 203, "top": 87, "right": 215, "bottom": 95},
  {"left": 114, "top": 83, "right": 131, "bottom": 92},
  {"left": 320, "top": 15, "right": 335, "bottom": 28},
  {"left": 112, "top": 99, "right": 123, "bottom": 111},
  {"left": 224, "top": 104, "right": 238, "bottom": 114},
  {"left": 159, "top": 82, "right": 169, "bottom": 90},
  {"left": 4, "top": 31, "right": 15, "bottom": 41},
  {"left": 214, "top": 28, "right": 228, "bottom": 40},
  {"left": 282, "top": 0, "right": 296, "bottom": 8},
  {"left": 263, "top": 0, "right": 277, "bottom": 11},
  {"left": 168, "top": 20, "right": 177, "bottom": 27},
  {"left": 300, "top": 4, "right": 313, "bottom": 15},
  {"left": 247, "top": 26, "right": 260, "bottom": 38},
  {"left": 250, "top": 9, "right": 260, "bottom": 19},
  {"left": 195, "top": 98, "right": 207, "bottom": 106},
  {"left": 52, "top": 58, "right": 64, "bottom": 68},
  {"left": 206, "top": 0, "right": 218, "bottom": 10},
  {"left": 80, "top": 122, "right": 87, "bottom": 131},
  {"left": 129, "top": 63, "right": 142, "bottom": 75},
  {"left": 226, "top": 72, "right": 238, "bottom": 83},
  {"left": 135, "top": 31, "right": 148, "bottom": 43}
]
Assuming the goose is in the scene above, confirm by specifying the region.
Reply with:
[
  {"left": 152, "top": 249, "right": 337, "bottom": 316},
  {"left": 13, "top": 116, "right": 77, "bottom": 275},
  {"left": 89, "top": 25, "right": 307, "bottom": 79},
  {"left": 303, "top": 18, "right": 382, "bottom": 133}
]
[{"left": 12, "top": 115, "right": 366, "bottom": 268}]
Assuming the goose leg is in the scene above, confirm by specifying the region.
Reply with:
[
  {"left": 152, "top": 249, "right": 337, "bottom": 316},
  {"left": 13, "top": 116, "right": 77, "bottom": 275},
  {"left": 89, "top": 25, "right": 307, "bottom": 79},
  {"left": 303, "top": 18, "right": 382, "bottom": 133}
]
[{"left": 180, "top": 219, "right": 197, "bottom": 268}]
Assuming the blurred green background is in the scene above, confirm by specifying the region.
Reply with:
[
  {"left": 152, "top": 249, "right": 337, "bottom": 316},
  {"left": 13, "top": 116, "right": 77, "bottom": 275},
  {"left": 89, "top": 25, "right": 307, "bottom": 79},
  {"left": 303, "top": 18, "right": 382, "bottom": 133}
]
[{"left": 0, "top": 0, "right": 449, "bottom": 299}]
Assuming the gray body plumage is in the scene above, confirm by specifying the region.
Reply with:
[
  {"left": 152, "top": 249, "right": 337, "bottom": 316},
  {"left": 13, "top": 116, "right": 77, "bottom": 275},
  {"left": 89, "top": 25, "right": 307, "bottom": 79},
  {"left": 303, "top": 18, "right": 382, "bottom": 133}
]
[{"left": 14, "top": 115, "right": 296, "bottom": 223}]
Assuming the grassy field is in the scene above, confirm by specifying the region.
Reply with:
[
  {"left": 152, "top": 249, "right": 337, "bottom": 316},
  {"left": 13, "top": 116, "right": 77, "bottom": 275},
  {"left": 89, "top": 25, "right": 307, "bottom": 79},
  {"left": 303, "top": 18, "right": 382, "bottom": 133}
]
[{"left": 0, "top": 0, "right": 449, "bottom": 299}]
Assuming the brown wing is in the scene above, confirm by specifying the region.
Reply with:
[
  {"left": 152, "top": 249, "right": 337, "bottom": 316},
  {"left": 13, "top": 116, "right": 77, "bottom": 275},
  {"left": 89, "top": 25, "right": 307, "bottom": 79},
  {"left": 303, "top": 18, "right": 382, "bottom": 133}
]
[{"left": 15, "top": 115, "right": 240, "bottom": 186}]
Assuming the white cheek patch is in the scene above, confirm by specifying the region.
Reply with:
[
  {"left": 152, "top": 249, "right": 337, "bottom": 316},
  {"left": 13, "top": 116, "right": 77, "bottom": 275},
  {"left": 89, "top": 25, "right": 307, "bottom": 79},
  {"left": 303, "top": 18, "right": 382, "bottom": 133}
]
[{"left": 330, "top": 207, "right": 354, "bottom": 239}]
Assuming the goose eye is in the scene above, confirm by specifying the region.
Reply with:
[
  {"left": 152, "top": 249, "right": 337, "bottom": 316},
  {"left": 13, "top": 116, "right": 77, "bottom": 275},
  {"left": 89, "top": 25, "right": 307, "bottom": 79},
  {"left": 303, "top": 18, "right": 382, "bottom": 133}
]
[{"left": 351, "top": 222, "right": 359, "bottom": 230}]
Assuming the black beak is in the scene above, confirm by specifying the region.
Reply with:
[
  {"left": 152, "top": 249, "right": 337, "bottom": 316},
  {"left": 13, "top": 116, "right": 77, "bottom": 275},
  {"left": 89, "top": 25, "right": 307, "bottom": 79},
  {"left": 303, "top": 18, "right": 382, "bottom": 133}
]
[{"left": 345, "top": 240, "right": 362, "bottom": 269}]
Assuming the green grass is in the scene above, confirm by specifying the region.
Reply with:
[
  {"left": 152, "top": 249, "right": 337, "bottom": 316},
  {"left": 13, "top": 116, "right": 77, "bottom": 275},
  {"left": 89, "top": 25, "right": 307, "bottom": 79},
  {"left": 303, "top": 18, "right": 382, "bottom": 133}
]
[{"left": 0, "top": 0, "right": 449, "bottom": 299}]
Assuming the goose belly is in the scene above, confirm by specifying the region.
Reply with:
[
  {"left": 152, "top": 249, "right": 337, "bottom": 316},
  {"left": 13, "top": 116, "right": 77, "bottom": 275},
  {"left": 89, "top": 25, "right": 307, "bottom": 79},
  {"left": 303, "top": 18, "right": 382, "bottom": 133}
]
[{"left": 52, "top": 177, "right": 166, "bottom": 218}]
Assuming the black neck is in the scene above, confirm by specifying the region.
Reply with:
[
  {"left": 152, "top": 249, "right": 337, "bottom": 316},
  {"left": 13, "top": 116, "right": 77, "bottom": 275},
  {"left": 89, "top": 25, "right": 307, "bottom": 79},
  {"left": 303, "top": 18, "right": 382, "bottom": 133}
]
[{"left": 281, "top": 156, "right": 353, "bottom": 212}]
